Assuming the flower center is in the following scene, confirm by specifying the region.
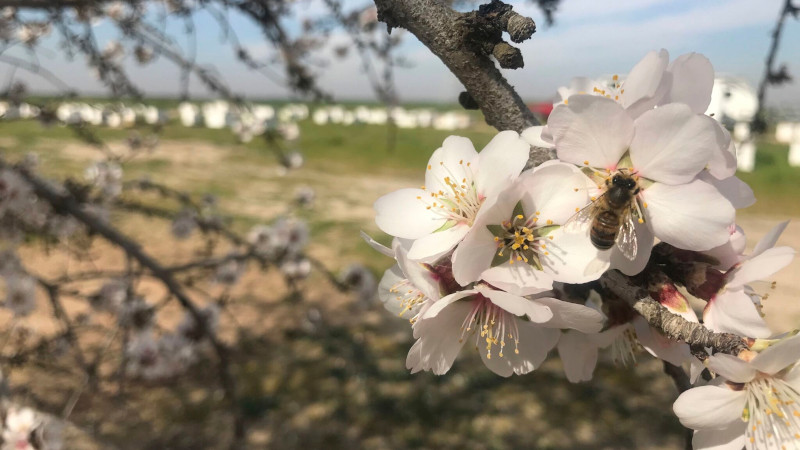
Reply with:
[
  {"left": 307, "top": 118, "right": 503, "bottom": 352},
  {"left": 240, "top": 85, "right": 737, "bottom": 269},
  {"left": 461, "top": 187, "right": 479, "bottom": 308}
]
[
  {"left": 459, "top": 294, "right": 520, "bottom": 359},
  {"left": 493, "top": 213, "right": 552, "bottom": 268},
  {"left": 419, "top": 160, "right": 483, "bottom": 226},
  {"left": 389, "top": 279, "right": 427, "bottom": 318},
  {"left": 743, "top": 376, "right": 800, "bottom": 446}
]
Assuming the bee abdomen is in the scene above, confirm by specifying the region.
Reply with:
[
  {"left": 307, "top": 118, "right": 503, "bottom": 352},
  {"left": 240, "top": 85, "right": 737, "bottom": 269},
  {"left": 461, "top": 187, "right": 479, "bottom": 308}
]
[{"left": 591, "top": 211, "right": 620, "bottom": 250}]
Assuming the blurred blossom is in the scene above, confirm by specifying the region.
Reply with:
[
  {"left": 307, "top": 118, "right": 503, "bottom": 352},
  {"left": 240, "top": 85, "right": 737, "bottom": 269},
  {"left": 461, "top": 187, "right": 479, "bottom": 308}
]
[
  {"left": 106, "top": 1, "right": 127, "bottom": 21},
  {"left": 339, "top": 264, "right": 377, "bottom": 306},
  {"left": 278, "top": 151, "right": 303, "bottom": 174},
  {"left": 359, "top": 6, "right": 379, "bottom": 30},
  {"left": 214, "top": 255, "right": 244, "bottom": 285},
  {"left": 293, "top": 185, "right": 315, "bottom": 208},
  {"left": 118, "top": 296, "right": 154, "bottom": 330},
  {"left": 90, "top": 280, "right": 128, "bottom": 313},
  {"left": 280, "top": 256, "right": 311, "bottom": 281},
  {"left": 3, "top": 273, "right": 36, "bottom": 317},
  {"left": 102, "top": 40, "right": 125, "bottom": 60},
  {"left": 272, "top": 217, "right": 309, "bottom": 257},
  {"left": 171, "top": 208, "right": 197, "bottom": 239},
  {"left": 176, "top": 303, "right": 220, "bottom": 342},
  {"left": 134, "top": 45, "right": 154, "bottom": 64},
  {"left": 85, "top": 161, "right": 123, "bottom": 199},
  {"left": 16, "top": 22, "right": 50, "bottom": 46}
]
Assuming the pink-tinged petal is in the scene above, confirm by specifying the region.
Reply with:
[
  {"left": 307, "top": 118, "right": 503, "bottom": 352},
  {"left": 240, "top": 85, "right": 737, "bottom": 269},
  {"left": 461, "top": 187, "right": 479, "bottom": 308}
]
[
  {"left": 642, "top": 179, "right": 735, "bottom": 251},
  {"left": 533, "top": 297, "right": 604, "bottom": 333},
  {"left": 703, "top": 290, "right": 772, "bottom": 338},
  {"left": 422, "top": 289, "right": 477, "bottom": 320},
  {"left": 374, "top": 188, "right": 446, "bottom": 239},
  {"left": 424, "top": 136, "right": 478, "bottom": 195},
  {"left": 548, "top": 95, "right": 633, "bottom": 169},
  {"left": 699, "top": 172, "right": 755, "bottom": 209},
  {"left": 557, "top": 330, "right": 599, "bottom": 383},
  {"left": 633, "top": 317, "right": 692, "bottom": 366},
  {"left": 707, "top": 354, "right": 757, "bottom": 383},
  {"left": 651, "top": 282, "right": 699, "bottom": 323},
  {"left": 407, "top": 299, "right": 473, "bottom": 375},
  {"left": 393, "top": 239, "right": 440, "bottom": 301},
  {"left": 705, "top": 119, "right": 738, "bottom": 180},
  {"left": 750, "top": 333, "right": 800, "bottom": 375},
  {"left": 630, "top": 104, "right": 718, "bottom": 184},
  {"left": 692, "top": 422, "right": 747, "bottom": 450},
  {"left": 521, "top": 162, "right": 591, "bottom": 225},
  {"left": 621, "top": 49, "right": 670, "bottom": 118},
  {"left": 407, "top": 223, "right": 470, "bottom": 262},
  {"left": 521, "top": 126, "right": 554, "bottom": 149},
  {"left": 476, "top": 284, "right": 553, "bottom": 322},
  {"left": 360, "top": 231, "right": 394, "bottom": 258},
  {"left": 475, "top": 131, "right": 530, "bottom": 200},
  {"left": 452, "top": 227, "right": 500, "bottom": 286},
  {"left": 609, "top": 217, "right": 654, "bottom": 276},
  {"left": 541, "top": 225, "right": 609, "bottom": 283},
  {"left": 480, "top": 261, "right": 553, "bottom": 296},
  {"left": 726, "top": 246, "right": 795, "bottom": 289},
  {"left": 751, "top": 220, "right": 790, "bottom": 258},
  {"left": 479, "top": 321, "right": 558, "bottom": 376},
  {"left": 663, "top": 53, "right": 714, "bottom": 114},
  {"left": 673, "top": 385, "right": 747, "bottom": 430}
]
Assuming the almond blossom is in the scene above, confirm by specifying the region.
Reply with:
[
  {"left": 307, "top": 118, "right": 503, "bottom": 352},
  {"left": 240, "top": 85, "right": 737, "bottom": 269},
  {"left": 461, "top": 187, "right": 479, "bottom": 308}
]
[
  {"left": 1, "top": 407, "right": 38, "bottom": 450},
  {"left": 407, "top": 280, "right": 603, "bottom": 377},
  {"left": 673, "top": 334, "right": 800, "bottom": 450},
  {"left": 546, "top": 95, "right": 735, "bottom": 276},
  {"left": 373, "top": 131, "right": 530, "bottom": 262},
  {"left": 451, "top": 160, "right": 593, "bottom": 286}
]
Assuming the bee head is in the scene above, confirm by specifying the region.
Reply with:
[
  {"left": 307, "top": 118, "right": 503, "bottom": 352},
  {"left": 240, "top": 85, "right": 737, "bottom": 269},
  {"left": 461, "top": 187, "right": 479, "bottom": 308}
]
[{"left": 612, "top": 174, "right": 637, "bottom": 190}]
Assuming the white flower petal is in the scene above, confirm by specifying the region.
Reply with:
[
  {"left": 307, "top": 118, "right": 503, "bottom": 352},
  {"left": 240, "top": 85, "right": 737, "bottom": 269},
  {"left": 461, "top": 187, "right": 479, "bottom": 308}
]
[
  {"left": 630, "top": 103, "right": 718, "bottom": 184},
  {"left": 477, "top": 285, "right": 554, "bottom": 323},
  {"left": 673, "top": 385, "right": 747, "bottom": 430},
  {"left": 521, "top": 125, "right": 554, "bottom": 149},
  {"left": 534, "top": 297, "right": 604, "bottom": 333},
  {"left": 478, "top": 321, "right": 558, "bottom": 377},
  {"left": 521, "top": 162, "right": 591, "bottom": 225},
  {"left": 541, "top": 225, "right": 609, "bottom": 283},
  {"left": 707, "top": 354, "right": 757, "bottom": 383},
  {"left": 692, "top": 422, "right": 747, "bottom": 450},
  {"left": 664, "top": 52, "right": 715, "bottom": 114},
  {"left": 378, "top": 265, "right": 411, "bottom": 316},
  {"left": 548, "top": 95, "right": 633, "bottom": 169},
  {"left": 407, "top": 300, "right": 473, "bottom": 375},
  {"left": 621, "top": 48, "right": 670, "bottom": 117},
  {"left": 726, "top": 246, "right": 795, "bottom": 289},
  {"left": 703, "top": 290, "right": 772, "bottom": 338},
  {"left": 422, "top": 289, "right": 477, "bottom": 320},
  {"left": 480, "top": 261, "right": 553, "bottom": 297},
  {"left": 424, "top": 136, "right": 478, "bottom": 195},
  {"left": 452, "top": 227, "right": 500, "bottom": 286},
  {"left": 475, "top": 131, "right": 530, "bottom": 200},
  {"left": 751, "top": 220, "right": 790, "bottom": 258},
  {"left": 393, "top": 239, "right": 440, "bottom": 301},
  {"left": 750, "top": 333, "right": 800, "bottom": 375},
  {"left": 642, "top": 179, "right": 735, "bottom": 251},
  {"left": 699, "top": 172, "right": 755, "bottom": 209},
  {"left": 705, "top": 118, "right": 738, "bottom": 180},
  {"left": 374, "top": 188, "right": 446, "bottom": 239},
  {"left": 557, "top": 330, "right": 599, "bottom": 383},
  {"left": 407, "top": 223, "right": 470, "bottom": 262},
  {"left": 360, "top": 231, "right": 394, "bottom": 258},
  {"left": 704, "top": 225, "right": 746, "bottom": 270}
]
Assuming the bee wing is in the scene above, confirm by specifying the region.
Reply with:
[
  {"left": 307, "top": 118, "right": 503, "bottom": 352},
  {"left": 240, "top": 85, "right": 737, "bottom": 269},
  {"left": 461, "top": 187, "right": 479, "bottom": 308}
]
[
  {"left": 615, "top": 211, "right": 638, "bottom": 260},
  {"left": 562, "top": 197, "right": 602, "bottom": 233}
]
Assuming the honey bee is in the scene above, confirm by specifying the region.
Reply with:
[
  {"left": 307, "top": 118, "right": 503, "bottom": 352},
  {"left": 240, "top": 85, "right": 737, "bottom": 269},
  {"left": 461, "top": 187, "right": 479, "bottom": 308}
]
[{"left": 567, "top": 171, "right": 642, "bottom": 260}]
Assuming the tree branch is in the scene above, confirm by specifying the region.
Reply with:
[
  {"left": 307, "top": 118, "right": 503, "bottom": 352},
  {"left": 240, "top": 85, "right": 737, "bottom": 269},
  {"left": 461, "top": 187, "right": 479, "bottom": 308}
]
[{"left": 373, "top": 0, "right": 538, "bottom": 132}]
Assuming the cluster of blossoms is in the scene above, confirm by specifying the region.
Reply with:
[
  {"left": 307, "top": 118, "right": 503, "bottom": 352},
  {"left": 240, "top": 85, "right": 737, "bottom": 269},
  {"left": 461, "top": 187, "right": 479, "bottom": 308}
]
[{"left": 368, "top": 50, "right": 797, "bottom": 448}]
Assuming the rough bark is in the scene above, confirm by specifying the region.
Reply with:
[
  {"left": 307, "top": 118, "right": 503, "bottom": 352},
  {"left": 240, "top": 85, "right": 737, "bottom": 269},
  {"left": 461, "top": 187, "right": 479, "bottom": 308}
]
[{"left": 374, "top": 0, "right": 538, "bottom": 132}]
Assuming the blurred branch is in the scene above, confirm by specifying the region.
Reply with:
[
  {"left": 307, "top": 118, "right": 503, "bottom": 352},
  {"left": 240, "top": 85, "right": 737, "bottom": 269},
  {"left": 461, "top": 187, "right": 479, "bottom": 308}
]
[{"left": 754, "top": 0, "right": 799, "bottom": 131}]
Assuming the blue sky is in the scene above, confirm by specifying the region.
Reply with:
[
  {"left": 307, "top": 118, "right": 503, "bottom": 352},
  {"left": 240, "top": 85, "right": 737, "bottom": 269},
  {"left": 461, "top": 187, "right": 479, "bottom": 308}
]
[{"left": 8, "top": 0, "right": 800, "bottom": 107}]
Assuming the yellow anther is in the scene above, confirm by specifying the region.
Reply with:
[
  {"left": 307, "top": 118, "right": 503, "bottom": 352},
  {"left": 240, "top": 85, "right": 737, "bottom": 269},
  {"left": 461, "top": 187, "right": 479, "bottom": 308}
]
[
  {"left": 638, "top": 218, "right": 644, "bottom": 224},
  {"left": 516, "top": 214, "right": 524, "bottom": 219},
  {"left": 583, "top": 160, "right": 590, "bottom": 165}
]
